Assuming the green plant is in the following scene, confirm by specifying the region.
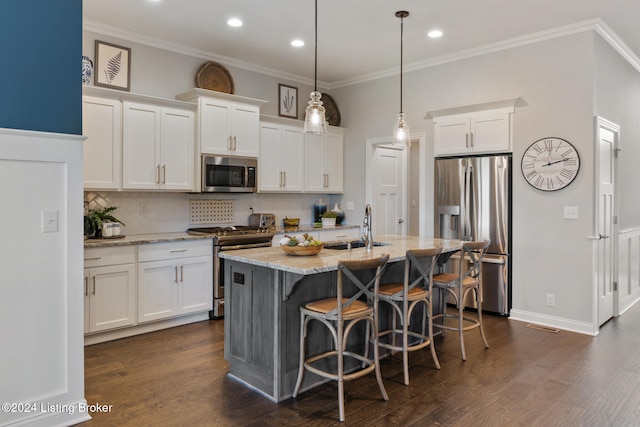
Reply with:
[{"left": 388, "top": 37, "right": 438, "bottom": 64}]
[
  {"left": 86, "top": 206, "right": 125, "bottom": 236},
  {"left": 321, "top": 210, "right": 337, "bottom": 219}
]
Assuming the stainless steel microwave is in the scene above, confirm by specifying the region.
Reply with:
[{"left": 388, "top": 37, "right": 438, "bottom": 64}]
[{"left": 201, "top": 156, "right": 257, "bottom": 193}]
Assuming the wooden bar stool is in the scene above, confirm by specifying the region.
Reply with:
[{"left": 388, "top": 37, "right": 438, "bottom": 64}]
[
  {"left": 292, "top": 254, "right": 390, "bottom": 422},
  {"left": 377, "top": 247, "right": 442, "bottom": 385},
  {"left": 432, "top": 240, "right": 490, "bottom": 361}
]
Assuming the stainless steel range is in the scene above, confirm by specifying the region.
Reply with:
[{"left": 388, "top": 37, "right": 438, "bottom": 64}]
[{"left": 187, "top": 225, "right": 274, "bottom": 318}]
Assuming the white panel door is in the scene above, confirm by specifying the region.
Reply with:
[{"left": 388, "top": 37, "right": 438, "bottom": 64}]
[
  {"left": 471, "top": 112, "right": 511, "bottom": 153},
  {"left": 258, "top": 123, "right": 283, "bottom": 191},
  {"left": 434, "top": 115, "right": 470, "bottom": 156},
  {"left": 82, "top": 96, "right": 122, "bottom": 189},
  {"left": 88, "top": 264, "right": 136, "bottom": 333},
  {"left": 200, "top": 100, "right": 231, "bottom": 155},
  {"left": 178, "top": 256, "right": 213, "bottom": 315},
  {"left": 281, "top": 126, "right": 305, "bottom": 191},
  {"left": 122, "top": 102, "right": 160, "bottom": 189},
  {"left": 597, "top": 123, "right": 617, "bottom": 326},
  {"left": 138, "top": 260, "right": 179, "bottom": 323},
  {"left": 373, "top": 146, "right": 405, "bottom": 236},
  {"left": 231, "top": 104, "right": 260, "bottom": 157}
]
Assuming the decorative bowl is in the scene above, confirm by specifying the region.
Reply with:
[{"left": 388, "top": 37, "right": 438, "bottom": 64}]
[
  {"left": 281, "top": 243, "right": 324, "bottom": 256},
  {"left": 283, "top": 217, "right": 300, "bottom": 227}
]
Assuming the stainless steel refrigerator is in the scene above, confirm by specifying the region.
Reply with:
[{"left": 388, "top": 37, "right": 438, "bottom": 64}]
[{"left": 434, "top": 154, "right": 511, "bottom": 316}]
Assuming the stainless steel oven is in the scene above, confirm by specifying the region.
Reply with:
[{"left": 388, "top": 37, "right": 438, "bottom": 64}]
[{"left": 187, "top": 226, "right": 274, "bottom": 318}]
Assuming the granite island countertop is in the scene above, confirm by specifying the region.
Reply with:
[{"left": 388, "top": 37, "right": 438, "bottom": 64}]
[
  {"left": 84, "top": 232, "right": 212, "bottom": 248},
  {"left": 219, "top": 235, "right": 463, "bottom": 275}
]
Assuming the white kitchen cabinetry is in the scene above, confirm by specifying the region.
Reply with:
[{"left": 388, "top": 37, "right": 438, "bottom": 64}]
[
  {"left": 305, "top": 128, "right": 344, "bottom": 193},
  {"left": 82, "top": 96, "right": 122, "bottom": 190},
  {"left": 177, "top": 88, "right": 267, "bottom": 158},
  {"left": 259, "top": 117, "right": 305, "bottom": 192},
  {"left": 137, "top": 240, "right": 213, "bottom": 323},
  {"left": 431, "top": 104, "right": 515, "bottom": 157},
  {"left": 83, "top": 246, "right": 136, "bottom": 333},
  {"left": 122, "top": 101, "right": 194, "bottom": 190}
]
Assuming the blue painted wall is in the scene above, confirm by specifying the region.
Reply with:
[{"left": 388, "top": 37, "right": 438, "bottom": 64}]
[{"left": 0, "top": 0, "right": 82, "bottom": 135}]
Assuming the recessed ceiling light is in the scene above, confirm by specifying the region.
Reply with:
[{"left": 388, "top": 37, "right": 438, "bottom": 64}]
[
  {"left": 428, "top": 29, "right": 443, "bottom": 38},
  {"left": 227, "top": 18, "right": 243, "bottom": 27},
  {"left": 291, "top": 39, "right": 305, "bottom": 47}
]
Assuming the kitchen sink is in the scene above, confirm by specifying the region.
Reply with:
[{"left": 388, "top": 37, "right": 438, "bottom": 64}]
[{"left": 323, "top": 240, "right": 390, "bottom": 250}]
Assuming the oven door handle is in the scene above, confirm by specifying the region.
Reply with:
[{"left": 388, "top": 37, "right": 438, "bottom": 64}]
[{"left": 219, "top": 241, "right": 273, "bottom": 251}]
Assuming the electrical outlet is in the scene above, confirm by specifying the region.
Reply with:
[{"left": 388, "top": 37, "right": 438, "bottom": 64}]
[
  {"left": 140, "top": 203, "right": 148, "bottom": 215},
  {"left": 345, "top": 201, "right": 354, "bottom": 211},
  {"left": 546, "top": 293, "right": 556, "bottom": 307},
  {"left": 564, "top": 206, "right": 578, "bottom": 220}
]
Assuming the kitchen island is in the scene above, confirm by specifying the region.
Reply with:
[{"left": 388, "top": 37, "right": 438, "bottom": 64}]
[{"left": 219, "top": 235, "right": 462, "bottom": 402}]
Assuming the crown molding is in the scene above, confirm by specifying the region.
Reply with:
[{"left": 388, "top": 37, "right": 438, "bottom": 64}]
[{"left": 84, "top": 18, "right": 640, "bottom": 91}]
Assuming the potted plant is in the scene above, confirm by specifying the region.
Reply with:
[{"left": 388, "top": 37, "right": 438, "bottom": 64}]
[
  {"left": 321, "top": 210, "right": 337, "bottom": 227},
  {"left": 86, "top": 206, "right": 125, "bottom": 238}
]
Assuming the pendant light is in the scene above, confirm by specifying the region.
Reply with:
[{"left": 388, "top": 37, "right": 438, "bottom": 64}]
[
  {"left": 303, "top": 0, "right": 328, "bottom": 134},
  {"left": 392, "top": 11, "right": 410, "bottom": 147}
]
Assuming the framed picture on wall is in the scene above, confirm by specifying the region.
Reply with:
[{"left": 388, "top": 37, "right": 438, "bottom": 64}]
[
  {"left": 94, "top": 40, "right": 131, "bottom": 91},
  {"left": 278, "top": 84, "right": 298, "bottom": 119}
]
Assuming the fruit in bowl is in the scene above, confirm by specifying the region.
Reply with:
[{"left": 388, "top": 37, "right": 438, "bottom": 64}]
[{"left": 279, "top": 233, "right": 323, "bottom": 256}]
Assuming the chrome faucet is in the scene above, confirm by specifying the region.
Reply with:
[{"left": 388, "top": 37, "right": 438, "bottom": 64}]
[{"left": 362, "top": 204, "right": 373, "bottom": 252}]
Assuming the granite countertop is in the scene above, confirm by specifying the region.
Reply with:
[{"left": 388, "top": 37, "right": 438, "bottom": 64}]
[
  {"left": 219, "top": 235, "right": 463, "bottom": 275},
  {"left": 84, "top": 232, "right": 212, "bottom": 248}
]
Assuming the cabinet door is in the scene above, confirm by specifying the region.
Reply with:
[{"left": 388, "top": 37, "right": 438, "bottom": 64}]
[
  {"left": 258, "top": 123, "right": 283, "bottom": 191},
  {"left": 84, "top": 269, "right": 90, "bottom": 333},
  {"left": 161, "top": 108, "right": 194, "bottom": 190},
  {"left": 470, "top": 112, "right": 511, "bottom": 154},
  {"left": 122, "top": 102, "right": 161, "bottom": 189},
  {"left": 200, "top": 99, "right": 232, "bottom": 155},
  {"left": 88, "top": 264, "right": 136, "bottom": 333},
  {"left": 231, "top": 104, "right": 260, "bottom": 157},
  {"left": 323, "top": 132, "right": 344, "bottom": 193},
  {"left": 281, "top": 126, "right": 305, "bottom": 192},
  {"left": 138, "top": 260, "right": 179, "bottom": 323},
  {"left": 434, "top": 115, "right": 471, "bottom": 157},
  {"left": 82, "top": 96, "right": 122, "bottom": 190},
  {"left": 178, "top": 256, "right": 213, "bottom": 315},
  {"left": 304, "top": 133, "right": 325, "bottom": 192}
]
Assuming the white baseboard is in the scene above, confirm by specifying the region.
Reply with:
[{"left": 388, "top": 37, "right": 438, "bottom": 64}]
[{"left": 509, "top": 309, "right": 597, "bottom": 336}]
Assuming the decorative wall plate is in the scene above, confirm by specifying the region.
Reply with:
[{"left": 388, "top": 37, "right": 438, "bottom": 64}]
[
  {"left": 322, "top": 93, "right": 341, "bottom": 126},
  {"left": 195, "top": 62, "right": 235, "bottom": 94}
]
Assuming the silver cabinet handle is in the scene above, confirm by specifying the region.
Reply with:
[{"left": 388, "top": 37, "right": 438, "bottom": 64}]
[
  {"left": 175, "top": 266, "right": 179, "bottom": 283},
  {"left": 85, "top": 257, "right": 101, "bottom": 261},
  {"left": 180, "top": 265, "right": 184, "bottom": 282},
  {"left": 84, "top": 276, "right": 88, "bottom": 296},
  {"left": 279, "top": 171, "right": 283, "bottom": 187},
  {"left": 156, "top": 165, "right": 161, "bottom": 184},
  {"left": 466, "top": 133, "right": 469, "bottom": 148},
  {"left": 170, "top": 249, "right": 188, "bottom": 253},
  {"left": 228, "top": 136, "right": 232, "bottom": 150},
  {"left": 92, "top": 276, "right": 96, "bottom": 295},
  {"left": 470, "top": 132, "right": 474, "bottom": 147},
  {"left": 162, "top": 165, "right": 166, "bottom": 184},
  {"left": 233, "top": 136, "right": 237, "bottom": 150},
  {"left": 283, "top": 171, "right": 286, "bottom": 187}
]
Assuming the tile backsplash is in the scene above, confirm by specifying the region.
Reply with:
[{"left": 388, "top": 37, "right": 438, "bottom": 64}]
[{"left": 84, "top": 192, "right": 347, "bottom": 235}]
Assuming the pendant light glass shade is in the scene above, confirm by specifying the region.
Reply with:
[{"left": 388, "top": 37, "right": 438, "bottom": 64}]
[
  {"left": 304, "top": 0, "right": 328, "bottom": 134},
  {"left": 392, "top": 11, "right": 410, "bottom": 147},
  {"left": 303, "top": 91, "right": 328, "bottom": 134},
  {"left": 393, "top": 112, "right": 410, "bottom": 146}
]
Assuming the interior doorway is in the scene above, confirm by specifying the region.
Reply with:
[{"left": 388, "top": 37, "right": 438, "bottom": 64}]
[
  {"left": 365, "top": 133, "right": 427, "bottom": 237},
  {"left": 594, "top": 116, "right": 619, "bottom": 327}
]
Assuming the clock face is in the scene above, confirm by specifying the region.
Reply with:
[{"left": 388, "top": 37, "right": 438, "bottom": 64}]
[{"left": 521, "top": 137, "right": 580, "bottom": 191}]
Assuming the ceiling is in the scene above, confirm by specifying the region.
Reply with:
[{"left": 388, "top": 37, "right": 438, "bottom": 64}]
[{"left": 83, "top": 0, "right": 640, "bottom": 88}]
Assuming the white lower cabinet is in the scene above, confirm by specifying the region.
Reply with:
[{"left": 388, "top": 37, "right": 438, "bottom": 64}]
[
  {"left": 138, "top": 240, "right": 213, "bottom": 323},
  {"left": 271, "top": 227, "right": 360, "bottom": 246},
  {"left": 84, "top": 246, "right": 136, "bottom": 333}
]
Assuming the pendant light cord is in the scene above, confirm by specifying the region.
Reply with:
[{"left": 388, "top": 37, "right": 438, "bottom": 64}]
[
  {"left": 314, "top": 0, "right": 318, "bottom": 92},
  {"left": 400, "top": 14, "right": 404, "bottom": 114}
]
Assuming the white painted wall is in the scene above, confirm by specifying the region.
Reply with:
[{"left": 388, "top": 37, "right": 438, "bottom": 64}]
[{"left": 0, "top": 129, "right": 87, "bottom": 426}]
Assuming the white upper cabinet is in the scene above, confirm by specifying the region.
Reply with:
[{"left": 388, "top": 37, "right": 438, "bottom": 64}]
[
  {"left": 305, "top": 129, "right": 344, "bottom": 193},
  {"left": 83, "top": 96, "right": 122, "bottom": 190},
  {"left": 429, "top": 101, "right": 516, "bottom": 157},
  {"left": 259, "top": 117, "right": 305, "bottom": 192},
  {"left": 122, "top": 101, "right": 194, "bottom": 190},
  {"left": 177, "top": 89, "right": 267, "bottom": 158}
]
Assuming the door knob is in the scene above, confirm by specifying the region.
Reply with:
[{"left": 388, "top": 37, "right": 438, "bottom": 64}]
[{"left": 398, "top": 219, "right": 404, "bottom": 224}]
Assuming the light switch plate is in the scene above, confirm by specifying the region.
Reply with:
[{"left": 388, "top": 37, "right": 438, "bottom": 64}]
[
  {"left": 345, "top": 201, "right": 354, "bottom": 211},
  {"left": 42, "top": 210, "right": 59, "bottom": 233},
  {"left": 564, "top": 206, "right": 578, "bottom": 220}
]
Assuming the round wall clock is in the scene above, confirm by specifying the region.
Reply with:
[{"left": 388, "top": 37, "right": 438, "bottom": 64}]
[{"left": 521, "top": 137, "right": 580, "bottom": 191}]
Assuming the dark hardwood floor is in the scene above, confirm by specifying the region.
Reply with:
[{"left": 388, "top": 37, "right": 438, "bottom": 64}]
[{"left": 80, "top": 304, "right": 640, "bottom": 426}]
